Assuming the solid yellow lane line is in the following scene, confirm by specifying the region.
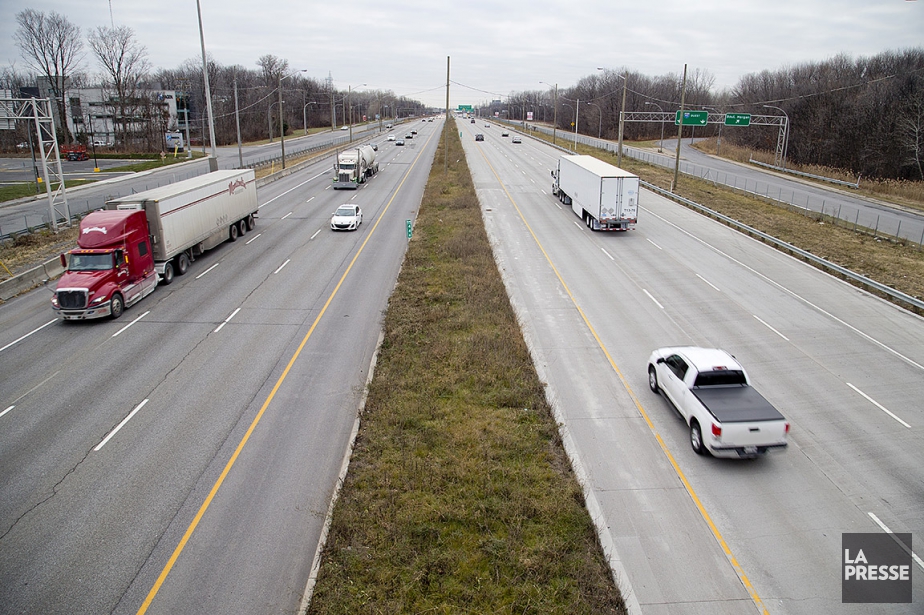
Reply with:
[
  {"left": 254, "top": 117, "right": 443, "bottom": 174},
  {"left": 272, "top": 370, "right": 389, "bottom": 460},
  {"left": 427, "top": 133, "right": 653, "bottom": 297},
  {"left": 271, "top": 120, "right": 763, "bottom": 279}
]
[{"left": 473, "top": 146, "right": 769, "bottom": 614}]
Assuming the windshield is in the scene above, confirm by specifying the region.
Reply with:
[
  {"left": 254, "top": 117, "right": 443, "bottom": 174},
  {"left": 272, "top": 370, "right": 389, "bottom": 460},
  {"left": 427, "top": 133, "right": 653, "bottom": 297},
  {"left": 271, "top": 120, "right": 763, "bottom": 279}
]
[
  {"left": 339, "top": 163, "right": 356, "bottom": 170},
  {"left": 335, "top": 207, "right": 355, "bottom": 217},
  {"left": 69, "top": 253, "right": 114, "bottom": 271}
]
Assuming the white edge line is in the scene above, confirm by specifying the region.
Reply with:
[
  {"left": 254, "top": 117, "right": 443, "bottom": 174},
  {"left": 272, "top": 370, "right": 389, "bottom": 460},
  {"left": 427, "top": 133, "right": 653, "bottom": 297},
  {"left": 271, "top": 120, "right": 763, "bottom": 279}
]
[
  {"left": 112, "top": 311, "right": 149, "bottom": 337},
  {"left": 245, "top": 233, "right": 262, "bottom": 245},
  {"left": 0, "top": 319, "right": 57, "bottom": 353},
  {"left": 195, "top": 262, "right": 219, "bottom": 279},
  {"left": 643, "top": 289, "right": 664, "bottom": 310},
  {"left": 847, "top": 383, "right": 911, "bottom": 428},
  {"left": 274, "top": 259, "right": 290, "bottom": 274},
  {"left": 696, "top": 274, "right": 721, "bottom": 292},
  {"left": 214, "top": 307, "right": 241, "bottom": 333},
  {"left": 753, "top": 314, "right": 790, "bottom": 341},
  {"left": 601, "top": 248, "right": 614, "bottom": 261},
  {"left": 310, "top": 229, "right": 321, "bottom": 240},
  {"left": 0, "top": 405, "right": 14, "bottom": 419},
  {"left": 867, "top": 512, "right": 924, "bottom": 571},
  {"left": 573, "top": 221, "right": 582, "bottom": 229},
  {"left": 646, "top": 238, "right": 662, "bottom": 250},
  {"left": 94, "top": 398, "right": 149, "bottom": 451}
]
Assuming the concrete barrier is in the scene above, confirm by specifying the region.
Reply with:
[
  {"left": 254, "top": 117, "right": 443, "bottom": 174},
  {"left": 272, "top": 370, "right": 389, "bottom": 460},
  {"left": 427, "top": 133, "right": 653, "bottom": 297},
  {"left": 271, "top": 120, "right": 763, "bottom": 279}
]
[{"left": 0, "top": 255, "right": 65, "bottom": 301}]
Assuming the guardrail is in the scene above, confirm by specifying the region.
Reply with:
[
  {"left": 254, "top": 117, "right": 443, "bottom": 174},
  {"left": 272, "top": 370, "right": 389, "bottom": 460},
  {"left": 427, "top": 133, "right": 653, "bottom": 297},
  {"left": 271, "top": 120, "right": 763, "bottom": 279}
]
[
  {"left": 748, "top": 158, "right": 860, "bottom": 189},
  {"left": 641, "top": 180, "right": 924, "bottom": 314}
]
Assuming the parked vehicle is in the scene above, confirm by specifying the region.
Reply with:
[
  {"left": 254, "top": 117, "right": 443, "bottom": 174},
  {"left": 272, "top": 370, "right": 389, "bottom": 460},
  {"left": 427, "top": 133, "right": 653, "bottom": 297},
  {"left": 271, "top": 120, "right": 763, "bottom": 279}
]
[
  {"left": 647, "top": 347, "right": 790, "bottom": 458},
  {"left": 61, "top": 145, "right": 89, "bottom": 161},
  {"left": 333, "top": 145, "right": 378, "bottom": 189},
  {"left": 551, "top": 155, "right": 638, "bottom": 231},
  {"left": 51, "top": 170, "right": 259, "bottom": 320}
]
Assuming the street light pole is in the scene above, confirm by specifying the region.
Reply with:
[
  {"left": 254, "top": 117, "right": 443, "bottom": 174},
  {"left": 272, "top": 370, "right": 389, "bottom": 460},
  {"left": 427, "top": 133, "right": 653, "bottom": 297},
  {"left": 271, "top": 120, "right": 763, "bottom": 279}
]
[
  {"left": 586, "top": 102, "right": 602, "bottom": 139},
  {"left": 540, "top": 81, "right": 558, "bottom": 145},
  {"left": 195, "top": 0, "right": 218, "bottom": 171},
  {"left": 233, "top": 76, "right": 243, "bottom": 167},
  {"left": 574, "top": 98, "right": 580, "bottom": 150},
  {"left": 644, "top": 101, "right": 664, "bottom": 153},
  {"left": 303, "top": 101, "right": 316, "bottom": 139},
  {"left": 599, "top": 67, "right": 628, "bottom": 166},
  {"left": 561, "top": 103, "right": 574, "bottom": 151}
]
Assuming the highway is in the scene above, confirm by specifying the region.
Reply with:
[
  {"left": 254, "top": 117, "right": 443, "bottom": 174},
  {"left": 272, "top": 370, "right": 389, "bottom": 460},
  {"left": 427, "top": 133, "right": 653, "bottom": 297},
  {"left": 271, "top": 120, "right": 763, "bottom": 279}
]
[
  {"left": 460, "top": 121, "right": 923, "bottom": 614},
  {"left": 0, "top": 117, "right": 440, "bottom": 614}
]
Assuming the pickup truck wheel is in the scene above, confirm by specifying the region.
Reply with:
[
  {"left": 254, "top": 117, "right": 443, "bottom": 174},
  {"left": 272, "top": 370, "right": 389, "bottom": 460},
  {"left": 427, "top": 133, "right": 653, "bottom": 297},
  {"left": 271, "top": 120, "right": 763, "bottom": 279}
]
[
  {"left": 648, "top": 366, "right": 660, "bottom": 394},
  {"left": 229, "top": 223, "right": 239, "bottom": 242},
  {"left": 176, "top": 253, "right": 190, "bottom": 275},
  {"left": 690, "top": 421, "right": 706, "bottom": 456},
  {"left": 162, "top": 262, "right": 174, "bottom": 285},
  {"left": 110, "top": 293, "right": 124, "bottom": 319}
]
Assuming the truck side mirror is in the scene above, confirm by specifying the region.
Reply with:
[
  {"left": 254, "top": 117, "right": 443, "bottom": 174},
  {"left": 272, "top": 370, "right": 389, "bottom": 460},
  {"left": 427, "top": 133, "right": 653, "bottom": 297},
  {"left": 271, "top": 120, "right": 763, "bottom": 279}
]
[
  {"left": 60, "top": 253, "right": 67, "bottom": 268},
  {"left": 113, "top": 249, "right": 123, "bottom": 268},
  {"left": 656, "top": 357, "right": 665, "bottom": 364}
]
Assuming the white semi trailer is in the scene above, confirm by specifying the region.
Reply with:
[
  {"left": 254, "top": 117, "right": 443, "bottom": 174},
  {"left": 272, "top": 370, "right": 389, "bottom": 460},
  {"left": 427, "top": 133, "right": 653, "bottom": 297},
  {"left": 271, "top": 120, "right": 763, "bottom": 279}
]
[
  {"left": 105, "top": 169, "right": 259, "bottom": 284},
  {"left": 551, "top": 155, "right": 639, "bottom": 231}
]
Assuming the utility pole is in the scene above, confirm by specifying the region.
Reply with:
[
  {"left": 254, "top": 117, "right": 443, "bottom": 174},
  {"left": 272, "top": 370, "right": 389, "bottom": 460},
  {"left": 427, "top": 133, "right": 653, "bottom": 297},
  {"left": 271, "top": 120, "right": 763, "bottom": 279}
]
[
  {"left": 672, "top": 64, "right": 688, "bottom": 192},
  {"left": 444, "top": 55, "right": 449, "bottom": 174},
  {"left": 233, "top": 76, "right": 242, "bottom": 168},
  {"left": 617, "top": 71, "right": 628, "bottom": 167}
]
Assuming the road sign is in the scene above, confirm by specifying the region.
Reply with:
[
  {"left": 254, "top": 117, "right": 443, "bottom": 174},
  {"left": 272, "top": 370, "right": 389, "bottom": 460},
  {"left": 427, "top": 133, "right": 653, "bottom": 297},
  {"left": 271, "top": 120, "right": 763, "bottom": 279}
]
[
  {"left": 406, "top": 219, "right": 413, "bottom": 239},
  {"left": 457, "top": 104, "right": 473, "bottom": 111},
  {"left": 724, "top": 113, "right": 751, "bottom": 126},
  {"left": 675, "top": 110, "right": 708, "bottom": 125}
]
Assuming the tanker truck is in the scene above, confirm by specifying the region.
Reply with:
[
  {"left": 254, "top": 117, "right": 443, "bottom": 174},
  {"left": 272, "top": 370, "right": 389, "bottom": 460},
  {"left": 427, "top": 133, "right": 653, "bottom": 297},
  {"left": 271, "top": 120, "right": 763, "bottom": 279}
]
[
  {"left": 51, "top": 169, "right": 258, "bottom": 320},
  {"left": 333, "top": 145, "right": 379, "bottom": 189}
]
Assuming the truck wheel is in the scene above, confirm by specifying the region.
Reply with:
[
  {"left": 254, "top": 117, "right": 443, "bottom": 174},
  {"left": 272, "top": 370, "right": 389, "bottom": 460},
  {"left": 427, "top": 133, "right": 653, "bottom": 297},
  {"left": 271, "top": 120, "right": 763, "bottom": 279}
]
[
  {"left": 162, "top": 262, "right": 175, "bottom": 285},
  {"left": 648, "top": 366, "right": 660, "bottom": 394},
  {"left": 690, "top": 421, "right": 706, "bottom": 456},
  {"left": 246, "top": 214, "right": 255, "bottom": 231},
  {"left": 238, "top": 219, "right": 248, "bottom": 236},
  {"left": 229, "top": 223, "right": 239, "bottom": 242},
  {"left": 110, "top": 293, "right": 124, "bottom": 319},
  {"left": 177, "top": 253, "right": 190, "bottom": 275}
]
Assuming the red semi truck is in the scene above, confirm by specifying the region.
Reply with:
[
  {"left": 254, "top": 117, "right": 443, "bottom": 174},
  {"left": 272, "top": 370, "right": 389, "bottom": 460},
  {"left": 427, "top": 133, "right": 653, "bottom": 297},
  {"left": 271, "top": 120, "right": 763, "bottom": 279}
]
[{"left": 51, "top": 170, "right": 258, "bottom": 320}]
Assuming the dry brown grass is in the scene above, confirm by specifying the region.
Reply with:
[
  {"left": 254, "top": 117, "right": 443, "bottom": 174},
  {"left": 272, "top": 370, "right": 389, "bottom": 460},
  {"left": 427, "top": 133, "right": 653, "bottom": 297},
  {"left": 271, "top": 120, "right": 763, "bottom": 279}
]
[{"left": 0, "top": 226, "right": 78, "bottom": 280}]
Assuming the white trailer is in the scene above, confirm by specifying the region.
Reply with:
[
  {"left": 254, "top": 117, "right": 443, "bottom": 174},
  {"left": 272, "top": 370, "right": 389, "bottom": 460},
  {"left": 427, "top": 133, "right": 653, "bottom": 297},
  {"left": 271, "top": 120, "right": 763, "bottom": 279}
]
[
  {"left": 551, "top": 155, "right": 639, "bottom": 231},
  {"left": 105, "top": 169, "right": 259, "bottom": 284}
]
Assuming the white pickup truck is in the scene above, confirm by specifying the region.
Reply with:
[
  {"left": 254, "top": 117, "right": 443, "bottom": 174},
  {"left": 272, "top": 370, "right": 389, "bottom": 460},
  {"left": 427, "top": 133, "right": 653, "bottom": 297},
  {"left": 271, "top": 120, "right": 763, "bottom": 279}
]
[{"left": 647, "top": 347, "right": 790, "bottom": 458}]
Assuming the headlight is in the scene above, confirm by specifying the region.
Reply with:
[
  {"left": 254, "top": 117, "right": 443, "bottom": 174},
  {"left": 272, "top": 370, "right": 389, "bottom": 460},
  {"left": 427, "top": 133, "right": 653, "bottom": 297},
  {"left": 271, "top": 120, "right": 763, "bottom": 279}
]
[{"left": 91, "top": 295, "right": 107, "bottom": 305}]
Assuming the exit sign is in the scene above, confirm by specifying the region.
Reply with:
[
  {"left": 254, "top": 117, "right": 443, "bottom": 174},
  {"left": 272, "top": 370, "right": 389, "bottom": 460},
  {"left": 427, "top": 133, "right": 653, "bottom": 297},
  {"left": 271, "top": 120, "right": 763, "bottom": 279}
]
[
  {"left": 675, "top": 110, "right": 708, "bottom": 125},
  {"left": 724, "top": 113, "right": 751, "bottom": 126}
]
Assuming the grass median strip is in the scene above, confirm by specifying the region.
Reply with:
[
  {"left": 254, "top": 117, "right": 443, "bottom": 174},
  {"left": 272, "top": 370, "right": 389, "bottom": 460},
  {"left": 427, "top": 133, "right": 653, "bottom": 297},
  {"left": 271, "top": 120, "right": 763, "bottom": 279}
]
[{"left": 307, "top": 119, "right": 627, "bottom": 614}]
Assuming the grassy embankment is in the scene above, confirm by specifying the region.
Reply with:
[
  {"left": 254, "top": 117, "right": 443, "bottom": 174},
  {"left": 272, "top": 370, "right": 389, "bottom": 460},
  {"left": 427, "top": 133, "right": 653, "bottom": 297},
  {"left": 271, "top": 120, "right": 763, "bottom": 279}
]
[
  {"left": 538, "top": 131, "right": 924, "bottom": 307},
  {"left": 307, "top": 119, "right": 627, "bottom": 614}
]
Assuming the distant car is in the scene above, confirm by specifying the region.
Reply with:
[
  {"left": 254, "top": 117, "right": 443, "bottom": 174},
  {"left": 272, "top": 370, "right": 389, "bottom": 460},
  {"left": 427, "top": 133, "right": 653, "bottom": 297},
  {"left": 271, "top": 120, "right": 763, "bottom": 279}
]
[
  {"left": 395, "top": 139, "right": 405, "bottom": 146},
  {"left": 512, "top": 136, "right": 522, "bottom": 143},
  {"left": 470, "top": 119, "right": 475, "bottom": 124},
  {"left": 501, "top": 131, "right": 509, "bottom": 137},
  {"left": 475, "top": 133, "right": 484, "bottom": 141},
  {"left": 405, "top": 133, "right": 413, "bottom": 139},
  {"left": 411, "top": 130, "right": 417, "bottom": 135},
  {"left": 93, "top": 140, "right": 112, "bottom": 147},
  {"left": 371, "top": 143, "right": 378, "bottom": 151},
  {"left": 428, "top": 118, "right": 433, "bottom": 122},
  {"left": 330, "top": 204, "right": 363, "bottom": 231},
  {"left": 66, "top": 151, "right": 89, "bottom": 161},
  {"left": 387, "top": 134, "right": 396, "bottom": 141},
  {"left": 16, "top": 142, "right": 29, "bottom": 150},
  {"left": 484, "top": 124, "right": 490, "bottom": 127},
  {"left": 340, "top": 125, "right": 348, "bottom": 130}
]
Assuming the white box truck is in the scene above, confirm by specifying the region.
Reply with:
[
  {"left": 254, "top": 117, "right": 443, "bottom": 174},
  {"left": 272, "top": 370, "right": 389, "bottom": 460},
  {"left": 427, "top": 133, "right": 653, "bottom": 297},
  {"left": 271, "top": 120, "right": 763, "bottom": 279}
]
[
  {"left": 551, "top": 155, "right": 638, "bottom": 231},
  {"left": 105, "top": 169, "right": 259, "bottom": 284}
]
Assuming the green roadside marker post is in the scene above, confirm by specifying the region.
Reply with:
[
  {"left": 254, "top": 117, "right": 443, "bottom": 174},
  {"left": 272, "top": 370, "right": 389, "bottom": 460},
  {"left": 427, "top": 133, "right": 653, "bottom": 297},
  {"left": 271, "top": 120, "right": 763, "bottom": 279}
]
[
  {"left": 724, "top": 113, "right": 751, "bottom": 126},
  {"left": 674, "top": 110, "right": 708, "bottom": 125},
  {"left": 406, "top": 219, "right": 412, "bottom": 238}
]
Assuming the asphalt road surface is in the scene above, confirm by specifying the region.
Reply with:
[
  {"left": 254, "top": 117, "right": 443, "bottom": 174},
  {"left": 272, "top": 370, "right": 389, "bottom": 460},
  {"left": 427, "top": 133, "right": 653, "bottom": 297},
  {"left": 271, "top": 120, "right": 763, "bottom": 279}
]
[
  {"left": 0, "top": 118, "right": 442, "bottom": 614},
  {"left": 461, "top": 123, "right": 923, "bottom": 614}
]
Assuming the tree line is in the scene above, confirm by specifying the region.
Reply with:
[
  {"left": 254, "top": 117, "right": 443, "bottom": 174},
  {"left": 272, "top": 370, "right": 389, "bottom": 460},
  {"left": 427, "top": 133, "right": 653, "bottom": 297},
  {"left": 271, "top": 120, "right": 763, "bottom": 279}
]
[
  {"left": 3, "top": 9, "right": 427, "bottom": 153},
  {"left": 492, "top": 50, "right": 924, "bottom": 181}
]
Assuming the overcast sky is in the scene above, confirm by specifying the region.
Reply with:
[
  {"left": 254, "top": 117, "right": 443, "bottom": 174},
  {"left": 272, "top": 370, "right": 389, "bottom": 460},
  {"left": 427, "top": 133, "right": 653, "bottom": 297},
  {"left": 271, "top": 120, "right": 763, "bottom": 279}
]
[{"left": 2, "top": 0, "right": 921, "bottom": 107}]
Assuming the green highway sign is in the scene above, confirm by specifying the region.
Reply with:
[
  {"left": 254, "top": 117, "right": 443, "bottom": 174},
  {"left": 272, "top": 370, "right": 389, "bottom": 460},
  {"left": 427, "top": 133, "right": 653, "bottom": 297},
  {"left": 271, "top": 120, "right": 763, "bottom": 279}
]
[
  {"left": 675, "top": 110, "right": 708, "bottom": 125},
  {"left": 406, "top": 219, "right": 413, "bottom": 238},
  {"left": 457, "top": 104, "right": 473, "bottom": 111},
  {"left": 724, "top": 113, "right": 751, "bottom": 126}
]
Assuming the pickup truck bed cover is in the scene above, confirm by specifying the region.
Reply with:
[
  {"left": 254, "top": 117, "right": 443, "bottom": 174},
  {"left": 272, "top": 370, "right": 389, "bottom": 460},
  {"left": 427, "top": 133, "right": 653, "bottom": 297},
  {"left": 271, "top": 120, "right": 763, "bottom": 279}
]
[{"left": 692, "top": 386, "right": 784, "bottom": 423}]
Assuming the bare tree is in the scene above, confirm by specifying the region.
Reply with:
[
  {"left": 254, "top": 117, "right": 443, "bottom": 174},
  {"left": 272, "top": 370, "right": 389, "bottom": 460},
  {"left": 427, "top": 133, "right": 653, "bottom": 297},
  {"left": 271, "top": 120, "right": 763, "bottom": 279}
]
[
  {"left": 14, "top": 9, "right": 84, "bottom": 142},
  {"left": 899, "top": 81, "right": 924, "bottom": 180},
  {"left": 88, "top": 25, "right": 151, "bottom": 149}
]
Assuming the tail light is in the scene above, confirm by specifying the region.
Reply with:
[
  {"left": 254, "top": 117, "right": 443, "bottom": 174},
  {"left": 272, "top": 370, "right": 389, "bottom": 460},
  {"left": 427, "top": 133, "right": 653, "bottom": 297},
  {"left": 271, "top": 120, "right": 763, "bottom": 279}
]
[
  {"left": 711, "top": 423, "right": 722, "bottom": 438},
  {"left": 785, "top": 422, "right": 791, "bottom": 434}
]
